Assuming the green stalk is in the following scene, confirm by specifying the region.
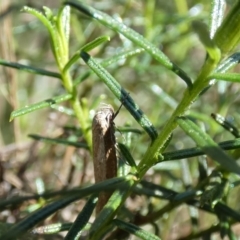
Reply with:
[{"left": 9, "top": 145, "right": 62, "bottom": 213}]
[
  {"left": 214, "top": 0, "right": 240, "bottom": 56},
  {"left": 61, "top": 70, "right": 92, "bottom": 149},
  {"left": 71, "top": 90, "right": 92, "bottom": 151},
  {"left": 138, "top": 57, "right": 219, "bottom": 177}
]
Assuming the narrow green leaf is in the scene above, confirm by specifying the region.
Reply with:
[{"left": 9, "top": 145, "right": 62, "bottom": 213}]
[
  {"left": 32, "top": 223, "right": 73, "bottom": 234},
  {"left": 162, "top": 138, "right": 240, "bottom": 161},
  {"left": 211, "top": 113, "right": 239, "bottom": 137},
  {"left": 208, "top": 73, "right": 240, "bottom": 83},
  {"left": 89, "top": 175, "right": 137, "bottom": 239},
  {"left": 113, "top": 219, "right": 161, "bottom": 240},
  {"left": 0, "top": 177, "right": 127, "bottom": 210},
  {"left": 10, "top": 94, "right": 72, "bottom": 121},
  {"left": 28, "top": 134, "right": 88, "bottom": 149},
  {"left": 200, "top": 173, "right": 229, "bottom": 208},
  {"left": 117, "top": 127, "right": 143, "bottom": 134},
  {"left": 63, "top": 36, "right": 110, "bottom": 73},
  {"left": 177, "top": 117, "right": 240, "bottom": 175},
  {"left": 89, "top": 190, "right": 127, "bottom": 239},
  {"left": 43, "top": 6, "right": 54, "bottom": 20},
  {"left": 135, "top": 180, "right": 176, "bottom": 200},
  {"left": 118, "top": 143, "right": 138, "bottom": 172},
  {"left": 137, "top": 181, "right": 240, "bottom": 222},
  {"left": 50, "top": 104, "right": 75, "bottom": 115},
  {"left": 101, "top": 48, "right": 144, "bottom": 67},
  {"left": 192, "top": 21, "right": 221, "bottom": 62},
  {"left": 0, "top": 59, "right": 61, "bottom": 78},
  {"left": 81, "top": 35, "right": 110, "bottom": 52},
  {"left": 173, "top": 189, "right": 199, "bottom": 202},
  {"left": 64, "top": 195, "right": 98, "bottom": 240},
  {"left": 22, "top": 6, "right": 52, "bottom": 30},
  {"left": 80, "top": 51, "right": 158, "bottom": 141},
  {"left": 65, "top": 0, "right": 192, "bottom": 88},
  {"left": 204, "top": 52, "right": 240, "bottom": 88},
  {"left": 22, "top": 6, "right": 64, "bottom": 69},
  {"left": 72, "top": 48, "right": 144, "bottom": 86},
  {"left": 216, "top": 52, "right": 240, "bottom": 73},
  {"left": 23, "top": 6, "right": 60, "bottom": 63},
  {"left": 57, "top": 5, "right": 71, "bottom": 56},
  {"left": 209, "top": 0, "right": 226, "bottom": 38},
  {"left": 214, "top": 1, "right": 240, "bottom": 56},
  {"left": 215, "top": 203, "right": 240, "bottom": 222},
  {"left": 1, "top": 194, "right": 82, "bottom": 240}
]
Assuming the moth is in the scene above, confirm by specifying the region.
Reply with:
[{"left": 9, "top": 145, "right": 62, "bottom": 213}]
[{"left": 92, "top": 105, "right": 117, "bottom": 214}]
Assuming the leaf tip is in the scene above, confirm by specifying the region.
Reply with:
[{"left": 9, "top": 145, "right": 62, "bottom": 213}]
[
  {"left": 80, "top": 51, "right": 90, "bottom": 63},
  {"left": 9, "top": 115, "right": 14, "bottom": 122},
  {"left": 21, "top": 6, "right": 29, "bottom": 12}
]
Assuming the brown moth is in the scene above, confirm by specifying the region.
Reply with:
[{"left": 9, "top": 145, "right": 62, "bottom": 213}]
[{"left": 92, "top": 105, "right": 117, "bottom": 214}]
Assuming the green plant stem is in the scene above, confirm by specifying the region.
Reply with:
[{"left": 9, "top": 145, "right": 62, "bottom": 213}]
[
  {"left": 56, "top": 62, "right": 92, "bottom": 150},
  {"left": 57, "top": 60, "right": 92, "bottom": 150},
  {"left": 71, "top": 92, "right": 92, "bottom": 151},
  {"left": 138, "top": 57, "right": 219, "bottom": 177},
  {"left": 57, "top": 22, "right": 92, "bottom": 150},
  {"left": 62, "top": 70, "right": 73, "bottom": 93},
  {"left": 61, "top": 72, "right": 91, "bottom": 149}
]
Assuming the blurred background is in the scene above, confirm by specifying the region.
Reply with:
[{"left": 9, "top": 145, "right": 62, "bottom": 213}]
[{"left": 1, "top": 0, "right": 240, "bottom": 239}]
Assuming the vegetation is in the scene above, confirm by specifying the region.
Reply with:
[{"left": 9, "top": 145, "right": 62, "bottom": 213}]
[{"left": 1, "top": 0, "right": 240, "bottom": 239}]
